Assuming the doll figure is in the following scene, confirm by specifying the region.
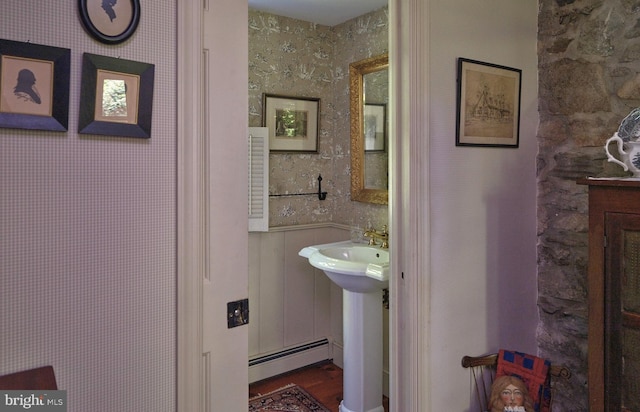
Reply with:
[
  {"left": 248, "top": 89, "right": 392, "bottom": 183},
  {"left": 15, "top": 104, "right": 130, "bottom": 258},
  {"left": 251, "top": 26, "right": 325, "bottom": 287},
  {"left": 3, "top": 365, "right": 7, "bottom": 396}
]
[{"left": 488, "top": 375, "right": 535, "bottom": 412}]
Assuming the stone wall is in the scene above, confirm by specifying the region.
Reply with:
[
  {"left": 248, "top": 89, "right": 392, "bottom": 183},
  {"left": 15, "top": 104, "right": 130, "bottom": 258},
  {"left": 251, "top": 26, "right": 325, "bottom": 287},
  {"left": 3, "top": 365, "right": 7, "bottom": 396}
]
[{"left": 537, "top": 0, "right": 640, "bottom": 409}]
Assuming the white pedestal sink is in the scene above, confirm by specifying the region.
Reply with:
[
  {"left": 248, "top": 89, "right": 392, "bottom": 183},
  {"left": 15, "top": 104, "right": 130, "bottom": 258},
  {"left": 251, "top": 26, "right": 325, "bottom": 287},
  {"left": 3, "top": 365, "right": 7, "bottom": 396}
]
[{"left": 299, "top": 241, "right": 389, "bottom": 412}]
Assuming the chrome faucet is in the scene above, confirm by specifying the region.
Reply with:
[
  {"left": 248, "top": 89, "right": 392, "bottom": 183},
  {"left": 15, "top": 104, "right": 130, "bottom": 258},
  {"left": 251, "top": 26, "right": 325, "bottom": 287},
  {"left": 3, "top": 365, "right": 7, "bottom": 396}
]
[{"left": 364, "top": 225, "right": 389, "bottom": 249}]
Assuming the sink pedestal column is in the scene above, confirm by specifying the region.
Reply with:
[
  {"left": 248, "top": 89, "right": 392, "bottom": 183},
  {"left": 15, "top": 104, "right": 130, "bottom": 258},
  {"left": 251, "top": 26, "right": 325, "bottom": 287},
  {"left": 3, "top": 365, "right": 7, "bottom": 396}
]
[{"left": 339, "top": 290, "right": 384, "bottom": 412}]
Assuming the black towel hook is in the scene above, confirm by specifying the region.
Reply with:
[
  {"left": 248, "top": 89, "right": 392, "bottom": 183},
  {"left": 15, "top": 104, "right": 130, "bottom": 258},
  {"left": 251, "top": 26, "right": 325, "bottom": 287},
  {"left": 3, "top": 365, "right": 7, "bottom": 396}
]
[{"left": 317, "top": 175, "right": 327, "bottom": 200}]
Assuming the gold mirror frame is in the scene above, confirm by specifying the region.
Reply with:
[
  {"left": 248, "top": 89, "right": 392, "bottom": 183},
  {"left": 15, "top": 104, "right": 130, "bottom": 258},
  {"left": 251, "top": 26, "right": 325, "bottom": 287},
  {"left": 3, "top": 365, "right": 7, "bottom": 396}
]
[{"left": 350, "top": 53, "right": 389, "bottom": 205}]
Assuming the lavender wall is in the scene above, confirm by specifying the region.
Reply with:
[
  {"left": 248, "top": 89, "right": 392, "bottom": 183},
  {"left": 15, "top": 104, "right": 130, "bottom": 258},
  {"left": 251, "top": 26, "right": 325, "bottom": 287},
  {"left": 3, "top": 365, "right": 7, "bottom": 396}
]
[{"left": 0, "top": 2, "right": 177, "bottom": 410}]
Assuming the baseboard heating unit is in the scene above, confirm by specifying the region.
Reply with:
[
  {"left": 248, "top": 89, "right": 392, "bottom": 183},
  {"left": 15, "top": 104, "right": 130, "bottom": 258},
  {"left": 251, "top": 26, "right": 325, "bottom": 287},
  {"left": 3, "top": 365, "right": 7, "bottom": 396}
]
[{"left": 249, "top": 338, "right": 330, "bottom": 383}]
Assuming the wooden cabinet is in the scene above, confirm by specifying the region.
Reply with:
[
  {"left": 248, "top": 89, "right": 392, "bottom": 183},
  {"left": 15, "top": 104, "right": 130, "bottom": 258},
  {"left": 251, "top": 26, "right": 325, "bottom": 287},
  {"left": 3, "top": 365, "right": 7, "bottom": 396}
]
[{"left": 579, "top": 179, "right": 640, "bottom": 412}]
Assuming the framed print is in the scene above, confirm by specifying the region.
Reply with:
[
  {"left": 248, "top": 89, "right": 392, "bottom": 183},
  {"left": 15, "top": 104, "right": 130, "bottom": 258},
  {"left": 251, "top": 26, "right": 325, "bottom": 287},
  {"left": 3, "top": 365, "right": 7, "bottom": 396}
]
[
  {"left": 262, "top": 93, "right": 320, "bottom": 152},
  {"left": 364, "top": 103, "right": 386, "bottom": 152},
  {"left": 456, "top": 58, "right": 521, "bottom": 148},
  {"left": 0, "top": 39, "right": 70, "bottom": 131},
  {"left": 79, "top": 53, "right": 154, "bottom": 138},
  {"left": 78, "top": 0, "right": 141, "bottom": 45}
]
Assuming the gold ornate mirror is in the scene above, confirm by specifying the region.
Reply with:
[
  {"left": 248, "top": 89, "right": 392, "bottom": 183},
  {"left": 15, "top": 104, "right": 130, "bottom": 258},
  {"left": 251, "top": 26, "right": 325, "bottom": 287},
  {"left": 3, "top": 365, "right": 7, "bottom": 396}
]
[{"left": 350, "top": 53, "right": 389, "bottom": 205}]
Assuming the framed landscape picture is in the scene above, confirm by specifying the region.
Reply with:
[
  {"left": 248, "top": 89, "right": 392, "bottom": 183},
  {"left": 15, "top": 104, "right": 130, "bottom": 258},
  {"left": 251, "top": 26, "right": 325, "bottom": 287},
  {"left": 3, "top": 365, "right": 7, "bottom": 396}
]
[
  {"left": 262, "top": 93, "right": 320, "bottom": 152},
  {"left": 78, "top": 53, "right": 154, "bottom": 138},
  {"left": 456, "top": 58, "right": 521, "bottom": 148}
]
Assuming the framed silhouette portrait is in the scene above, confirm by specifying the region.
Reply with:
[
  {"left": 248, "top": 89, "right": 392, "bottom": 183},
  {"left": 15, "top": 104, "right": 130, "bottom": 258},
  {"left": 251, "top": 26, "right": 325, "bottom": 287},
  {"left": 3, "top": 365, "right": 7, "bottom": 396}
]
[
  {"left": 0, "top": 39, "right": 70, "bottom": 131},
  {"left": 79, "top": 0, "right": 141, "bottom": 44},
  {"left": 79, "top": 53, "right": 154, "bottom": 138}
]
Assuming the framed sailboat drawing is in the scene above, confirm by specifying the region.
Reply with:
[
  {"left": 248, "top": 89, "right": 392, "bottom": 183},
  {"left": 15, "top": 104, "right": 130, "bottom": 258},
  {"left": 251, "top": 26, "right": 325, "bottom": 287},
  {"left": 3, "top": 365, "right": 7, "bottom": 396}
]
[{"left": 456, "top": 58, "right": 521, "bottom": 148}]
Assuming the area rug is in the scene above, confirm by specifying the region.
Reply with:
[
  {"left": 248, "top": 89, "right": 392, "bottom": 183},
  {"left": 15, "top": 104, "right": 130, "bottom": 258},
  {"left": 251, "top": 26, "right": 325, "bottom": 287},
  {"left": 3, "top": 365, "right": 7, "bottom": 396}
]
[{"left": 249, "top": 384, "right": 331, "bottom": 412}]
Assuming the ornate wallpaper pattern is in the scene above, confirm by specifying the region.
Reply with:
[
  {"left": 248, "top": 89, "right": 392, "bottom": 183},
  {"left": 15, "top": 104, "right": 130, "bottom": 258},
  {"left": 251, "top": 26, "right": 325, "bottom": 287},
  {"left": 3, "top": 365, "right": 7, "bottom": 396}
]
[{"left": 249, "top": 7, "right": 389, "bottom": 230}]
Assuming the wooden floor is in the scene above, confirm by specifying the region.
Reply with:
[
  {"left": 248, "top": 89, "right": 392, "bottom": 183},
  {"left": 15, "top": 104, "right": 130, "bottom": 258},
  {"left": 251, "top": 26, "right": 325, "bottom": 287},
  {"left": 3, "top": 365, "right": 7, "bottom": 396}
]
[{"left": 248, "top": 361, "right": 389, "bottom": 412}]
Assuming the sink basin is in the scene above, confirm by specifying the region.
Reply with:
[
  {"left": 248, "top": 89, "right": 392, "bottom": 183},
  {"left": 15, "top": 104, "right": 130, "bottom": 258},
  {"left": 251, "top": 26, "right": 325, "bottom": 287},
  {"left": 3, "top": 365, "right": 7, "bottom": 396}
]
[{"left": 299, "top": 240, "right": 389, "bottom": 293}]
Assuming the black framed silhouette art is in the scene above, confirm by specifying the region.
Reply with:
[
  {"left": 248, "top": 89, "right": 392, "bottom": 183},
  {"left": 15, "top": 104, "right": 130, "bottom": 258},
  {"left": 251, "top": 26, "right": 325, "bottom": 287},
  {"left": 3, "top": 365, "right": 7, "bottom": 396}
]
[
  {"left": 0, "top": 39, "right": 70, "bottom": 131},
  {"left": 79, "top": 0, "right": 141, "bottom": 45}
]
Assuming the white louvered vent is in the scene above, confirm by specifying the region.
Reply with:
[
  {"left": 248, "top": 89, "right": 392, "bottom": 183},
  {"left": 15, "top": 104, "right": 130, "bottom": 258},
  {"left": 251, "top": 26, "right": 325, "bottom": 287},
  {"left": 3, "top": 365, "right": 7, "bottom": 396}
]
[{"left": 248, "top": 127, "right": 269, "bottom": 232}]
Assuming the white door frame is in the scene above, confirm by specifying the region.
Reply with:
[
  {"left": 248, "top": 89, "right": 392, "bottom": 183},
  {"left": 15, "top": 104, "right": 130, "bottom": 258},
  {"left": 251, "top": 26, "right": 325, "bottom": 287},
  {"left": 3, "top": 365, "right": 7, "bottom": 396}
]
[
  {"left": 177, "top": 0, "right": 430, "bottom": 410},
  {"left": 388, "top": 0, "right": 430, "bottom": 410},
  {"left": 177, "top": 1, "right": 205, "bottom": 410}
]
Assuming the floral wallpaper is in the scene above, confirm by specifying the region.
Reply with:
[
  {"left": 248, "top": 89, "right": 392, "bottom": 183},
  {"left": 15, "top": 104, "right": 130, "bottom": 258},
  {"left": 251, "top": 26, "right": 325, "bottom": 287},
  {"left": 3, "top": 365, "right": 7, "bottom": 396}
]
[{"left": 248, "top": 7, "right": 389, "bottom": 231}]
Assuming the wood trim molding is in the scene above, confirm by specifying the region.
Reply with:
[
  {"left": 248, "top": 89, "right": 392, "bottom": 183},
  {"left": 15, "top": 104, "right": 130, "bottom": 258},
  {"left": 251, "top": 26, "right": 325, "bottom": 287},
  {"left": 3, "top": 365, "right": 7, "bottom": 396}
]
[
  {"left": 389, "top": 0, "right": 431, "bottom": 410},
  {"left": 389, "top": 0, "right": 431, "bottom": 411},
  {"left": 177, "top": 1, "right": 204, "bottom": 411}
]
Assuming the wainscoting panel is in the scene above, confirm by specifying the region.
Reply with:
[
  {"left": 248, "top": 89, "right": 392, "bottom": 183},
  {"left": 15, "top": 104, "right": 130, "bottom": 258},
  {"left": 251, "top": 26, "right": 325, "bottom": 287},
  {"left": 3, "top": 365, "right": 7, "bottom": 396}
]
[
  {"left": 284, "top": 229, "right": 323, "bottom": 346},
  {"left": 248, "top": 234, "right": 262, "bottom": 356},
  {"left": 256, "top": 231, "right": 286, "bottom": 355},
  {"left": 249, "top": 225, "right": 350, "bottom": 382}
]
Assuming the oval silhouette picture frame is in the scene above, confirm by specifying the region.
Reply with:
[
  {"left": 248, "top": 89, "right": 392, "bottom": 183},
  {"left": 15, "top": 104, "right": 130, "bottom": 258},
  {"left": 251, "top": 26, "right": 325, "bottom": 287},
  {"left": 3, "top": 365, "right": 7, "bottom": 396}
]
[{"left": 79, "top": 0, "right": 141, "bottom": 45}]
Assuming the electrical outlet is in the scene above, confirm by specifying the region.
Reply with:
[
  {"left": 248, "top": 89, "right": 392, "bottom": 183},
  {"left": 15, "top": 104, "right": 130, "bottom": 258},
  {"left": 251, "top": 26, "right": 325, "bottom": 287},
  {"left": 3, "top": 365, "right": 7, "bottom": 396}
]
[{"left": 227, "top": 299, "right": 249, "bottom": 328}]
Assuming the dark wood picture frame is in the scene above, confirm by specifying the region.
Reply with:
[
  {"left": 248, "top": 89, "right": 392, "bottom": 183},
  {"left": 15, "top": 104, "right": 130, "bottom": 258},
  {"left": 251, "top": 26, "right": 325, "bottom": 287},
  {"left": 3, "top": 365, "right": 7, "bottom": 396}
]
[
  {"left": 456, "top": 58, "right": 521, "bottom": 148},
  {"left": 79, "top": 53, "right": 154, "bottom": 138},
  {"left": 262, "top": 93, "right": 320, "bottom": 152},
  {"left": 0, "top": 39, "right": 70, "bottom": 132},
  {"left": 78, "top": 0, "right": 141, "bottom": 45}
]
